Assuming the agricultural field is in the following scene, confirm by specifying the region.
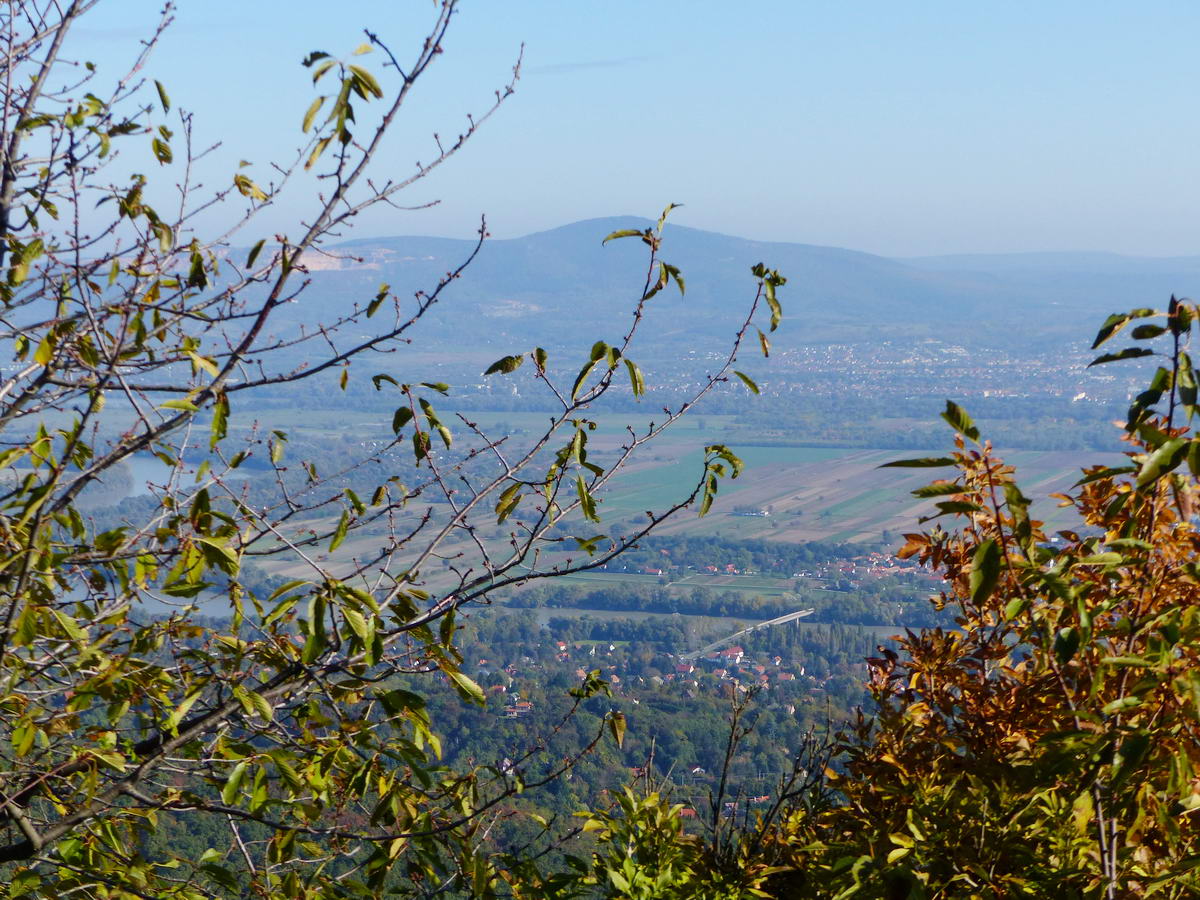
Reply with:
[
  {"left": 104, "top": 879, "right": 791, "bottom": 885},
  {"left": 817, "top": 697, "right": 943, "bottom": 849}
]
[
  {"left": 593, "top": 442, "right": 1123, "bottom": 545},
  {"left": 111, "top": 406, "right": 1125, "bottom": 590}
]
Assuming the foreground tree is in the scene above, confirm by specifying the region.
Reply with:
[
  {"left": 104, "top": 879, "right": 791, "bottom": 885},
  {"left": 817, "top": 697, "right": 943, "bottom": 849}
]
[
  {"left": 0, "top": 2, "right": 785, "bottom": 896},
  {"left": 783, "top": 298, "right": 1200, "bottom": 898}
]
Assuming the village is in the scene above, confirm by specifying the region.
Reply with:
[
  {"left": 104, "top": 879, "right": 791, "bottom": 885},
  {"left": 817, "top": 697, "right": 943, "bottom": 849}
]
[
  {"left": 597, "top": 548, "right": 928, "bottom": 591},
  {"left": 482, "top": 625, "right": 860, "bottom": 722}
]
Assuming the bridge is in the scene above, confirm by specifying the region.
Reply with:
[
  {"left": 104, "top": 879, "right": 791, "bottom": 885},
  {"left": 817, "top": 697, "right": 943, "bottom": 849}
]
[{"left": 680, "top": 607, "right": 814, "bottom": 662}]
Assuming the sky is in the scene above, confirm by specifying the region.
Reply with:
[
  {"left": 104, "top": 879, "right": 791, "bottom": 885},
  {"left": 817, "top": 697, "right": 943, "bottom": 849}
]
[{"left": 73, "top": 1, "right": 1200, "bottom": 257}]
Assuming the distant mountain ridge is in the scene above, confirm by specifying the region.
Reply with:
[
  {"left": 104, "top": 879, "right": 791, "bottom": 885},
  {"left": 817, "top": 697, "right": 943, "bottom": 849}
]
[
  {"left": 280, "top": 218, "right": 1200, "bottom": 355},
  {"left": 904, "top": 251, "right": 1200, "bottom": 275}
]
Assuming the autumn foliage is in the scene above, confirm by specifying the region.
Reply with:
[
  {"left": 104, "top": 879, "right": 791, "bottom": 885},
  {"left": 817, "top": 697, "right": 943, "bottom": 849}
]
[{"left": 770, "top": 298, "right": 1200, "bottom": 898}]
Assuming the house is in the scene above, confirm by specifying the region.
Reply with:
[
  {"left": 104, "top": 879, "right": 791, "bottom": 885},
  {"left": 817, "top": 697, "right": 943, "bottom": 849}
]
[
  {"left": 716, "top": 646, "right": 744, "bottom": 665},
  {"left": 503, "top": 700, "right": 534, "bottom": 719}
]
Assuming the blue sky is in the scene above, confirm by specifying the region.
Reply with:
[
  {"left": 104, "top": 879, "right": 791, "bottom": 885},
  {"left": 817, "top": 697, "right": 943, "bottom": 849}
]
[{"left": 76, "top": 2, "right": 1200, "bottom": 256}]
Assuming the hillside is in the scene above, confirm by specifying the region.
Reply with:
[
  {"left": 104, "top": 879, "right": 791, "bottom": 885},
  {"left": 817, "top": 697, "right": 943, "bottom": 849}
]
[{"left": 269, "top": 219, "right": 1200, "bottom": 360}]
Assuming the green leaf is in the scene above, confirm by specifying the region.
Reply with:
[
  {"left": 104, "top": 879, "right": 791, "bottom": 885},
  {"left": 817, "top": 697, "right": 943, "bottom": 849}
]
[
  {"left": 154, "top": 80, "right": 171, "bottom": 112},
  {"left": 940, "top": 400, "right": 979, "bottom": 442},
  {"left": 209, "top": 392, "right": 228, "bottom": 450},
  {"left": 763, "top": 281, "right": 782, "bottom": 331},
  {"left": 391, "top": 407, "right": 413, "bottom": 434},
  {"left": 656, "top": 202, "right": 682, "bottom": 232},
  {"left": 601, "top": 228, "right": 644, "bottom": 244},
  {"left": 302, "top": 95, "right": 325, "bottom": 133},
  {"left": 969, "top": 539, "right": 1001, "bottom": 605},
  {"left": 1004, "top": 597, "right": 1028, "bottom": 620},
  {"left": 910, "top": 481, "right": 962, "bottom": 498},
  {"left": 33, "top": 335, "right": 53, "bottom": 365},
  {"left": 1102, "top": 696, "right": 1142, "bottom": 715},
  {"left": 343, "top": 606, "right": 372, "bottom": 645},
  {"left": 1054, "top": 626, "right": 1080, "bottom": 664},
  {"left": 151, "top": 137, "right": 172, "bottom": 164},
  {"left": 573, "top": 534, "right": 609, "bottom": 556},
  {"left": 733, "top": 370, "right": 759, "bottom": 394},
  {"left": 1137, "top": 437, "right": 1187, "bottom": 488},
  {"left": 448, "top": 670, "right": 486, "bottom": 705},
  {"left": 934, "top": 500, "right": 983, "bottom": 514},
  {"left": 348, "top": 64, "right": 383, "bottom": 99},
  {"left": 268, "top": 579, "right": 310, "bottom": 603},
  {"left": 1088, "top": 347, "right": 1155, "bottom": 367},
  {"left": 879, "top": 457, "right": 957, "bottom": 469},
  {"left": 306, "top": 135, "right": 331, "bottom": 170},
  {"left": 302, "top": 594, "right": 327, "bottom": 664},
  {"left": 919, "top": 499, "right": 984, "bottom": 522},
  {"left": 233, "top": 173, "right": 267, "bottom": 201},
  {"left": 1094, "top": 312, "right": 1156, "bottom": 350},
  {"left": 572, "top": 358, "right": 599, "bottom": 400},
  {"left": 187, "top": 248, "right": 208, "bottom": 288},
  {"left": 570, "top": 669, "right": 611, "bottom": 699},
  {"left": 9, "top": 238, "right": 43, "bottom": 286},
  {"left": 1104, "top": 538, "right": 1153, "bottom": 551},
  {"left": 1092, "top": 311, "right": 1141, "bottom": 348},
  {"left": 1073, "top": 465, "right": 1137, "bottom": 486},
  {"left": 221, "top": 761, "right": 248, "bottom": 805},
  {"left": 152, "top": 221, "right": 174, "bottom": 252},
  {"left": 246, "top": 239, "right": 265, "bottom": 268},
  {"left": 624, "top": 359, "right": 645, "bottom": 397},
  {"left": 330, "top": 510, "right": 349, "bottom": 551},
  {"left": 484, "top": 355, "right": 524, "bottom": 376},
  {"left": 1131, "top": 324, "right": 1167, "bottom": 340},
  {"left": 608, "top": 712, "right": 627, "bottom": 748},
  {"left": 576, "top": 475, "right": 599, "bottom": 523},
  {"left": 160, "top": 399, "right": 200, "bottom": 413},
  {"left": 412, "top": 430, "right": 431, "bottom": 463},
  {"left": 495, "top": 482, "right": 521, "bottom": 524},
  {"left": 248, "top": 691, "right": 273, "bottom": 723}
]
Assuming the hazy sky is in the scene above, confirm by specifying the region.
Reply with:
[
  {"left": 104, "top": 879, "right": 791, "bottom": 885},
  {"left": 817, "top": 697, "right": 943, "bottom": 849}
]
[{"left": 76, "top": 2, "right": 1200, "bottom": 257}]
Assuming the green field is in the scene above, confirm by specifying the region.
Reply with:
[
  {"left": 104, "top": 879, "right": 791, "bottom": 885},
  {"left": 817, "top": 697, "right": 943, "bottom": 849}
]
[{"left": 147, "top": 403, "right": 1125, "bottom": 587}]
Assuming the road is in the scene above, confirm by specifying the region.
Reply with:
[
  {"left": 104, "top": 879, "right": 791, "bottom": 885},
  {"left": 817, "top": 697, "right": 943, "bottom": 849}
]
[{"left": 680, "top": 607, "right": 815, "bottom": 662}]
